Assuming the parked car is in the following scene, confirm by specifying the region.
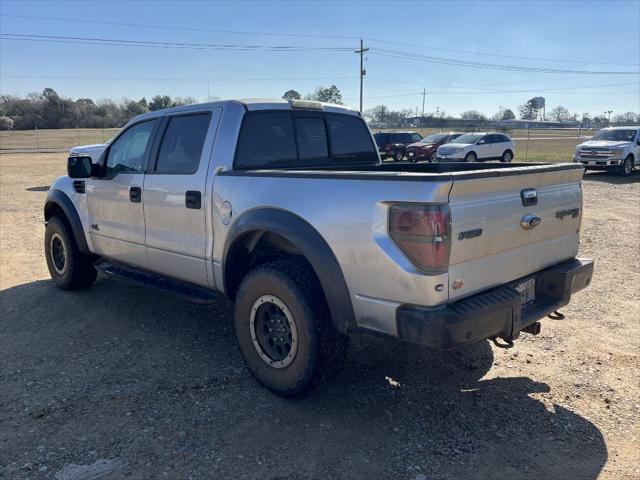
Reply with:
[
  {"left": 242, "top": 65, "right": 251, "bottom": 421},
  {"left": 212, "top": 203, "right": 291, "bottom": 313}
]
[
  {"left": 437, "top": 132, "right": 515, "bottom": 162},
  {"left": 405, "top": 132, "right": 464, "bottom": 162},
  {"left": 573, "top": 126, "right": 639, "bottom": 176},
  {"left": 373, "top": 131, "right": 423, "bottom": 161},
  {"left": 46, "top": 99, "right": 592, "bottom": 396}
]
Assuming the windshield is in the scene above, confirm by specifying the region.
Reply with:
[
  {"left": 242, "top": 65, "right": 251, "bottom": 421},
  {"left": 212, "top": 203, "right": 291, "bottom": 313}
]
[
  {"left": 420, "top": 133, "right": 447, "bottom": 143},
  {"left": 591, "top": 129, "right": 637, "bottom": 142},
  {"left": 452, "top": 133, "right": 482, "bottom": 144}
]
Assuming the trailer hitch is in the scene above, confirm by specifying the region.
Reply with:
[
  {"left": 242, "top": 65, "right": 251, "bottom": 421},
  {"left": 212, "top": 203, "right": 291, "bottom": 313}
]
[
  {"left": 547, "top": 310, "right": 565, "bottom": 320},
  {"left": 490, "top": 336, "right": 514, "bottom": 349}
]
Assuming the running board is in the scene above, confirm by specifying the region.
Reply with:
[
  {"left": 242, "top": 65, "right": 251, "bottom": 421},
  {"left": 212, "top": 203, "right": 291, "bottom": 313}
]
[{"left": 94, "top": 260, "right": 220, "bottom": 304}]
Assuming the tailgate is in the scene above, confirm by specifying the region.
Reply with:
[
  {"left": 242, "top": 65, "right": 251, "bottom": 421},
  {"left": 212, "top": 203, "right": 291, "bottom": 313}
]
[{"left": 447, "top": 164, "right": 584, "bottom": 301}]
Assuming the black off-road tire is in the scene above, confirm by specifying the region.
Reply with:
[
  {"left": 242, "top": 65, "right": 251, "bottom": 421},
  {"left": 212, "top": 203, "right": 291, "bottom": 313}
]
[
  {"left": 44, "top": 216, "right": 97, "bottom": 290},
  {"left": 234, "top": 259, "right": 349, "bottom": 397},
  {"left": 618, "top": 155, "right": 634, "bottom": 176},
  {"left": 394, "top": 149, "right": 404, "bottom": 162}
]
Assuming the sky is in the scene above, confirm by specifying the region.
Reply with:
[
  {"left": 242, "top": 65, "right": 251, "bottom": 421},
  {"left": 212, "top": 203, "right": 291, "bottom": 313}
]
[{"left": 1, "top": 0, "right": 639, "bottom": 117}]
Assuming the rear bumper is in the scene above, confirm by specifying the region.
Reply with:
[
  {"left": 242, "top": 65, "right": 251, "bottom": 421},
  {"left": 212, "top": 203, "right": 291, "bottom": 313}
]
[{"left": 396, "top": 258, "right": 594, "bottom": 350}]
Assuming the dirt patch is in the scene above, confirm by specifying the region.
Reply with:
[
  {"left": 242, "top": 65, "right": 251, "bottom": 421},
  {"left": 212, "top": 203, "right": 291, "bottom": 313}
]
[{"left": 1, "top": 153, "right": 638, "bottom": 479}]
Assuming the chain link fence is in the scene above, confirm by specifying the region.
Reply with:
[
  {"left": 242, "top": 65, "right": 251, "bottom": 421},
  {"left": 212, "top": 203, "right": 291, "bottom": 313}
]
[{"left": 0, "top": 128, "right": 120, "bottom": 153}]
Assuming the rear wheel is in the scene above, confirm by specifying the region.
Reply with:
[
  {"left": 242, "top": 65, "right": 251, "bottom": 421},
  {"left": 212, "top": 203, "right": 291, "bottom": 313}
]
[
  {"left": 618, "top": 155, "right": 634, "bottom": 176},
  {"left": 234, "top": 259, "right": 348, "bottom": 396},
  {"left": 501, "top": 150, "right": 513, "bottom": 163},
  {"left": 45, "top": 216, "right": 97, "bottom": 290},
  {"left": 464, "top": 152, "right": 477, "bottom": 163},
  {"left": 395, "top": 149, "right": 404, "bottom": 162}
]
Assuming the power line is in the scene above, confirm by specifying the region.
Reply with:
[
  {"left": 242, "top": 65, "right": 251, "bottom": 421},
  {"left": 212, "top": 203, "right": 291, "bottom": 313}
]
[
  {"left": 2, "top": 13, "right": 636, "bottom": 67},
  {"left": 0, "top": 33, "right": 354, "bottom": 52},
  {"left": 0, "top": 73, "right": 358, "bottom": 82},
  {"left": 370, "top": 48, "right": 640, "bottom": 75}
]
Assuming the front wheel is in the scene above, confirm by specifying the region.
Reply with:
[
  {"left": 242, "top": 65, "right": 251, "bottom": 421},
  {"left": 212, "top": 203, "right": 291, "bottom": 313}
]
[
  {"left": 618, "top": 155, "right": 634, "bottom": 176},
  {"left": 45, "top": 216, "right": 97, "bottom": 290},
  {"left": 501, "top": 150, "right": 513, "bottom": 163},
  {"left": 234, "top": 260, "right": 348, "bottom": 397},
  {"left": 464, "top": 152, "right": 477, "bottom": 163},
  {"left": 394, "top": 149, "right": 404, "bottom": 162}
]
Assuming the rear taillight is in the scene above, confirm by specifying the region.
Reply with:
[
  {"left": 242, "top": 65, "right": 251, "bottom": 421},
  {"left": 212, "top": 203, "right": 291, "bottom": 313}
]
[{"left": 389, "top": 203, "right": 451, "bottom": 274}]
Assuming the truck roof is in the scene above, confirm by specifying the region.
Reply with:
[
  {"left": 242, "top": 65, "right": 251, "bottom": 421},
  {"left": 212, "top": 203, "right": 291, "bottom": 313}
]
[{"left": 132, "top": 98, "right": 359, "bottom": 122}]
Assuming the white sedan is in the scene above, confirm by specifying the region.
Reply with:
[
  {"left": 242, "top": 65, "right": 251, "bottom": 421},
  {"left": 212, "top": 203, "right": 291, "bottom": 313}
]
[{"left": 437, "top": 132, "right": 515, "bottom": 162}]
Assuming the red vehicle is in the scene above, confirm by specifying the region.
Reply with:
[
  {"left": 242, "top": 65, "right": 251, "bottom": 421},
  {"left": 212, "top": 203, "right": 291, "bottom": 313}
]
[{"left": 405, "top": 132, "right": 464, "bottom": 162}]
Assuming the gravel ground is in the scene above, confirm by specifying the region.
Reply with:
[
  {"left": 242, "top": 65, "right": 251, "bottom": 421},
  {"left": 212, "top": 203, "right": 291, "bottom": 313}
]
[{"left": 1, "top": 153, "right": 638, "bottom": 480}]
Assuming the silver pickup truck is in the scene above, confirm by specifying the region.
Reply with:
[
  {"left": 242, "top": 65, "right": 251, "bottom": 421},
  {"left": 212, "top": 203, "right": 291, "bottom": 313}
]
[{"left": 45, "top": 99, "right": 593, "bottom": 396}]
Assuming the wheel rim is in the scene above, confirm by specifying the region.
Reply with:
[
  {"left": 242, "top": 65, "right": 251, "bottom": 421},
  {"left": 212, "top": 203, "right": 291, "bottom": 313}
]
[
  {"left": 250, "top": 295, "right": 298, "bottom": 369},
  {"left": 50, "top": 233, "right": 67, "bottom": 275},
  {"left": 624, "top": 158, "right": 632, "bottom": 174},
  {"left": 503, "top": 152, "right": 512, "bottom": 162},
  {"left": 466, "top": 154, "right": 474, "bottom": 162}
]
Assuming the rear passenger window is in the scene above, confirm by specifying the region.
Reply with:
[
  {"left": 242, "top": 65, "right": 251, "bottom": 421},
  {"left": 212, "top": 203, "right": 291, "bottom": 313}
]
[
  {"left": 155, "top": 113, "right": 211, "bottom": 173},
  {"left": 326, "top": 114, "right": 377, "bottom": 164},
  {"left": 295, "top": 117, "right": 329, "bottom": 163},
  {"left": 235, "top": 112, "right": 297, "bottom": 169}
]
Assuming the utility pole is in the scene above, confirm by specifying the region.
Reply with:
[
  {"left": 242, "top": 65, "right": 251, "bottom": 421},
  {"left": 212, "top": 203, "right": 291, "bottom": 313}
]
[
  {"left": 420, "top": 88, "right": 427, "bottom": 129},
  {"left": 355, "top": 39, "right": 369, "bottom": 114}
]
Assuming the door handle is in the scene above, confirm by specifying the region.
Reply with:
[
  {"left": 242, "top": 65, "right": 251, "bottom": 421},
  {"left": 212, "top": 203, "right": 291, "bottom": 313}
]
[
  {"left": 129, "top": 186, "right": 142, "bottom": 203},
  {"left": 185, "top": 190, "right": 201, "bottom": 209}
]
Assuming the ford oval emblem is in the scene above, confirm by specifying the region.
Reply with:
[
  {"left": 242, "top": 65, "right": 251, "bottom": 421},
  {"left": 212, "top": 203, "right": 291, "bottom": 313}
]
[{"left": 521, "top": 213, "right": 541, "bottom": 230}]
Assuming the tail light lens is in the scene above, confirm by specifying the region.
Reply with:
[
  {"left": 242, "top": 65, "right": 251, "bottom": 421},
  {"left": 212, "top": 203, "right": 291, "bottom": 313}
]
[{"left": 389, "top": 203, "right": 451, "bottom": 274}]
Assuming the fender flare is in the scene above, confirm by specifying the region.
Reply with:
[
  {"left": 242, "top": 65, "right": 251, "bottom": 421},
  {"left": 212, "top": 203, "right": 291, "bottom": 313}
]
[
  {"left": 223, "top": 208, "right": 356, "bottom": 333},
  {"left": 44, "top": 189, "right": 90, "bottom": 254}
]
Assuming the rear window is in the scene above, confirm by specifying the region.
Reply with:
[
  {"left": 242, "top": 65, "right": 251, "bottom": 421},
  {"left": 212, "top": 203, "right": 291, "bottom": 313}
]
[
  {"left": 235, "top": 112, "right": 297, "bottom": 169},
  {"left": 155, "top": 113, "right": 211, "bottom": 173},
  {"left": 295, "top": 117, "right": 329, "bottom": 162},
  {"left": 235, "top": 111, "right": 377, "bottom": 169},
  {"left": 326, "top": 113, "right": 378, "bottom": 164}
]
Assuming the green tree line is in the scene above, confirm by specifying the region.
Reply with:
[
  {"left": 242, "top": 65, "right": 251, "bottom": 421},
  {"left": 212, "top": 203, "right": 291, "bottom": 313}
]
[{"left": 0, "top": 88, "right": 197, "bottom": 130}]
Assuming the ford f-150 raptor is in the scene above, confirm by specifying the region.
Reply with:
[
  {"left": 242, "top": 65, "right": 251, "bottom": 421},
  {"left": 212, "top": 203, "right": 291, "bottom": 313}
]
[{"left": 44, "top": 99, "right": 594, "bottom": 396}]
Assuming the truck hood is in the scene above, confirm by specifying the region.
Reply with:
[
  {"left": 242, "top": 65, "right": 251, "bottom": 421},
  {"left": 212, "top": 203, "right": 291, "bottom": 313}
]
[
  {"left": 578, "top": 140, "right": 631, "bottom": 149},
  {"left": 70, "top": 143, "right": 107, "bottom": 163}
]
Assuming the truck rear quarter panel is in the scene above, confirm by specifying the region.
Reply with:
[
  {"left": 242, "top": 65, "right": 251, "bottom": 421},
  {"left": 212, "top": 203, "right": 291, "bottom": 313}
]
[{"left": 212, "top": 172, "right": 453, "bottom": 336}]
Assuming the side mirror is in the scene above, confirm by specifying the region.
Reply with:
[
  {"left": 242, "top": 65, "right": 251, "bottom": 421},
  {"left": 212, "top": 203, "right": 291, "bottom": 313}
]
[{"left": 67, "top": 156, "right": 92, "bottom": 178}]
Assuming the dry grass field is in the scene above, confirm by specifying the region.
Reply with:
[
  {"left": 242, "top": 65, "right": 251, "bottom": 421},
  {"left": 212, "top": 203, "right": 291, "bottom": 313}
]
[
  {"left": 0, "top": 128, "right": 120, "bottom": 151},
  {"left": 0, "top": 152, "right": 638, "bottom": 479},
  {"left": 0, "top": 127, "right": 597, "bottom": 163}
]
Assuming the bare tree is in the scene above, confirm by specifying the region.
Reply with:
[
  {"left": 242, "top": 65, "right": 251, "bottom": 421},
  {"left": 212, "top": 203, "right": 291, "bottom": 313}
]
[{"left": 549, "top": 106, "right": 570, "bottom": 122}]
